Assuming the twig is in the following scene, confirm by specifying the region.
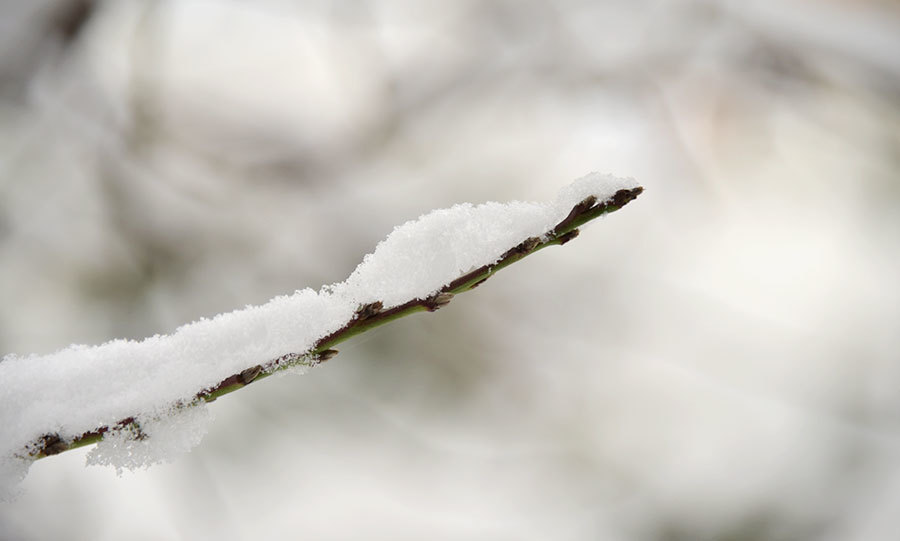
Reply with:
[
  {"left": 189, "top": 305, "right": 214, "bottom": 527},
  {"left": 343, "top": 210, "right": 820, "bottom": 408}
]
[{"left": 28, "top": 187, "right": 643, "bottom": 459}]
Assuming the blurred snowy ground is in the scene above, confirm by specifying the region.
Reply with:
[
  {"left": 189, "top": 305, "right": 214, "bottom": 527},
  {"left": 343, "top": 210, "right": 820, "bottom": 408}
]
[{"left": 1, "top": 0, "right": 898, "bottom": 539}]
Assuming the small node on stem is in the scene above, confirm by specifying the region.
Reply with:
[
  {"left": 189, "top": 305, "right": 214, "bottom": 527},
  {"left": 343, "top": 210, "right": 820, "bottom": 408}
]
[
  {"left": 129, "top": 420, "right": 149, "bottom": 441},
  {"left": 557, "top": 229, "right": 580, "bottom": 245},
  {"left": 555, "top": 195, "right": 599, "bottom": 233},
  {"left": 317, "top": 349, "right": 339, "bottom": 362},
  {"left": 273, "top": 352, "right": 303, "bottom": 368},
  {"left": 576, "top": 195, "right": 598, "bottom": 212},
  {"left": 425, "top": 292, "right": 454, "bottom": 311},
  {"left": 504, "top": 236, "right": 542, "bottom": 258},
  {"left": 41, "top": 434, "right": 67, "bottom": 456},
  {"left": 355, "top": 301, "right": 383, "bottom": 321},
  {"left": 240, "top": 365, "right": 263, "bottom": 384},
  {"left": 521, "top": 236, "right": 542, "bottom": 252}
]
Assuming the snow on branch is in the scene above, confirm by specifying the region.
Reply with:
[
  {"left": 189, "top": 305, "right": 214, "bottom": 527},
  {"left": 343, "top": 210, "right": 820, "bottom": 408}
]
[{"left": 0, "top": 173, "right": 642, "bottom": 498}]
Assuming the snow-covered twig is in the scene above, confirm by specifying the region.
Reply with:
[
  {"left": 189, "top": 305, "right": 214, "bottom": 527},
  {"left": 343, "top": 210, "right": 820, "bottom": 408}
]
[{"left": 0, "top": 174, "right": 641, "bottom": 497}]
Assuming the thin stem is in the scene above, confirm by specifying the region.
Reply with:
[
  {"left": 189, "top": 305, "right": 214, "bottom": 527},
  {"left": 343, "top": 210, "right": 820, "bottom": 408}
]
[{"left": 30, "top": 187, "right": 643, "bottom": 459}]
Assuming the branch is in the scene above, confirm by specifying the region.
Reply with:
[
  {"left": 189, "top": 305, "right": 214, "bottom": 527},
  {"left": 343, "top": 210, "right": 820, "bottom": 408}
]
[{"left": 27, "top": 186, "right": 643, "bottom": 460}]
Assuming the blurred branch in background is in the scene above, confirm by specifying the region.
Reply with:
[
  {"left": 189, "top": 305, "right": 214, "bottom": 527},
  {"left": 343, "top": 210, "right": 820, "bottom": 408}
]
[{"left": 0, "top": 0, "right": 898, "bottom": 540}]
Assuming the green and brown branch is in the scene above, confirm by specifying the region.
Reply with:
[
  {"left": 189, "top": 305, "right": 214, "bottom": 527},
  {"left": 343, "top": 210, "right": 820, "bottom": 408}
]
[{"left": 30, "top": 187, "right": 643, "bottom": 459}]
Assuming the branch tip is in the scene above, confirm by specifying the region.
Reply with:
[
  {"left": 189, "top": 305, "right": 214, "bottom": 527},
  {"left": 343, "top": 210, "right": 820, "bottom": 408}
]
[{"left": 612, "top": 187, "right": 643, "bottom": 207}]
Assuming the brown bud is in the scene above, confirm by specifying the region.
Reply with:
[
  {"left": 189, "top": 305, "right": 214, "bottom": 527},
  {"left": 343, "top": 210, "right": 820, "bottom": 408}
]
[
  {"left": 576, "top": 195, "right": 598, "bottom": 212},
  {"left": 612, "top": 187, "right": 643, "bottom": 207},
  {"left": 240, "top": 365, "right": 263, "bottom": 384},
  {"left": 502, "top": 236, "right": 542, "bottom": 259},
  {"left": 317, "top": 349, "right": 339, "bottom": 362},
  {"left": 425, "top": 292, "right": 454, "bottom": 311},
  {"left": 557, "top": 229, "right": 580, "bottom": 245},
  {"left": 521, "top": 236, "right": 541, "bottom": 252},
  {"left": 355, "top": 301, "right": 383, "bottom": 321},
  {"left": 42, "top": 434, "right": 67, "bottom": 456},
  {"left": 552, "top": 196, "right": 599, "bottom": 237}
]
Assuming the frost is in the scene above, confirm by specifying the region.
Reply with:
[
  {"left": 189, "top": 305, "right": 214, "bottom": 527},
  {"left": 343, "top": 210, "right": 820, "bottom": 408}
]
[
  {"left": 0, "top": 172, "right": 638, "bottom": 496},
  {"left": 86, "top": 404, "right": 213, "bottom": 475}
]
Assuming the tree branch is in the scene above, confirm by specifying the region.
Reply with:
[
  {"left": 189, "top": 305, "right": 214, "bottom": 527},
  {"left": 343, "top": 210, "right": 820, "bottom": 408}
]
[{"left": 30, "top": 186, "right": 643, "bottom": 459}]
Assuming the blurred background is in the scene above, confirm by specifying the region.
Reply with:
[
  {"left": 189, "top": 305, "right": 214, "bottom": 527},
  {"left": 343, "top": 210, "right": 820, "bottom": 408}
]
[{"left": 1, "top": 0, "right": 898, "bottom": 539}]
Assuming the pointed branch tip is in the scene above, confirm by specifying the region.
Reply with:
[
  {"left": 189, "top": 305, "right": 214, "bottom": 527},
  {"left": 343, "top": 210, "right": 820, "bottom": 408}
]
[{"left": 612, "top": 187, "right": 643, "bottom": 207}]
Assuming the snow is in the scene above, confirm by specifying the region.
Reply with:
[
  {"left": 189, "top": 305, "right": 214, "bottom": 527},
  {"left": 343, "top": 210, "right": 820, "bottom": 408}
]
[
  {"left": 85, "top": 405, "right": 213, "bottom": 475},
  {"left": 0, "top": 173, "right": 638, "bottom": 498}
]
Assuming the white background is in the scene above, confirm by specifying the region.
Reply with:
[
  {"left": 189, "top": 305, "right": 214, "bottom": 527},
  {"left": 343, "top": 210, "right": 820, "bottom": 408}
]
[{"left": 1, "top": 0, "right": 898, "bottom": 539}]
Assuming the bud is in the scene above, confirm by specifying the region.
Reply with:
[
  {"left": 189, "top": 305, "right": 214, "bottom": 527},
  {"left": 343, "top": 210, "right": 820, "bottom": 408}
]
[
  {"left": 355, "top": 301, "right": 383, "bottom": 321},
  {"left": 317, "top": 349, "right": 339, "bottom": 362},
  {"left": 240, "top": 365, "right": 263, "bottom": 384},
  {"left": 557, "top": 229, "right": 580, "bottom": 245},
  {"left": 425, "top": 292, "right": 454, "bottom": 311},
  {"left": 41, "top": 434, "right": 67, "bottom": 456}
]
